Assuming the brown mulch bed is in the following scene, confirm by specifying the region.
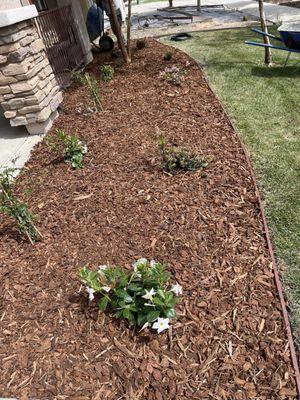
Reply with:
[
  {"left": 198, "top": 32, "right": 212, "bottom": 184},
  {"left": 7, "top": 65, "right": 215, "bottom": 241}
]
[{"left": 0, "top": 39, "right": 297, "bottom": 399}]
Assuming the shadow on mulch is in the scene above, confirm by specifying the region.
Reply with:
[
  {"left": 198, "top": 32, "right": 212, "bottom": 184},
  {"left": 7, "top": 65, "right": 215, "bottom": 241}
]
[
  {"left": 0, "top": 221, "right": 26, "bottom": 245},
  {"left": 0, "top": 39, "right": 297, "bottom": 399}
]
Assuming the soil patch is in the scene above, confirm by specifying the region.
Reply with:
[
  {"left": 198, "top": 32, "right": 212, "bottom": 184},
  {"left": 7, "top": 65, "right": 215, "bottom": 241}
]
[{"left": 0, "top": 39, "right": 297, "bottom": 399}]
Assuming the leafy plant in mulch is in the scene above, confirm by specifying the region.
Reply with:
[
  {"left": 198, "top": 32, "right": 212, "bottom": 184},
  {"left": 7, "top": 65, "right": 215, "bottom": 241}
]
[
  {"left": 100, "top": 65, "right": 114, "bottom": 82},
  {"left": 164, "top": 52, "right": 173, "bottom": 61},
  {"left": 47, "top": 129, "right": 87, "bottom": 169},
  {"left": 0, "top": 168, "right": 41, "bottom": 244},
  {"left": 136, "top": 38, "right": 147, "bottom": 50},
  {"left": 157, "top": 135, "right": 208, "bottom": 175},
  {"left": 79, "top": 258, "right": 182, "bottom": 333},
  {"left": 159, "top": 65, "right": 186, "bottom": 86},
  {"left": 74, "top": 72, "right": 103, "bottom": 111}
]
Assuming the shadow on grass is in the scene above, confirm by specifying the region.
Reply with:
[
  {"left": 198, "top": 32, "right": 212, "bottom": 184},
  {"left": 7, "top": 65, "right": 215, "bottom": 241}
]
[
  {"left": 200, "top": 60, "right": 256, "bottom": 73},
  {"left": 251, "top": 65, "right": 300, "bottom": 78}
]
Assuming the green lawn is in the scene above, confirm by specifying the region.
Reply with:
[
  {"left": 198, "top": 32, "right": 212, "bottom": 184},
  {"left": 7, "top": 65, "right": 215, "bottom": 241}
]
[{"left": 163, "top": 28, "right": 300, "bottom": 342}]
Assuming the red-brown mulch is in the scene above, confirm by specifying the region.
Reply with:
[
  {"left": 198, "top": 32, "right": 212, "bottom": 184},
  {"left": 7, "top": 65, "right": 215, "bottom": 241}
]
[{"left": 0, "top": 39, "right": 297, "bottom": 399}]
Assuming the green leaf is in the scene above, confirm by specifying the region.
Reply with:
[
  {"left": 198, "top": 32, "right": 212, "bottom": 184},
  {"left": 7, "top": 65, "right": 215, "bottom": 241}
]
[
  {"left": 137, "top": 313, "right": 148, "bottom": 327},
  {"left": 124, "top": 293, "right": 133, "bottom": 303},
  {"left": 165, "top": 308, "right": 176, "bottom": 319},
  {"left": 153, "top": 297, "right": 164, "bottom": 307},
  {"left": 128, "top": 283, "right": 142, "bottom": 292},
  {"left": 98, "top": 296, "right": 109, "bottom": 311},
  {"left": 123, "top": 309, "right": 135, "bottom": 324},
  {"left": 157, "top": 289, "right": 166, "bottom": 300},
  {"left": 165, "top": 291, "right": 174, "bottom": 304},
  {"left": 146, "top": 310, "right": 161, "bottom": 323}
]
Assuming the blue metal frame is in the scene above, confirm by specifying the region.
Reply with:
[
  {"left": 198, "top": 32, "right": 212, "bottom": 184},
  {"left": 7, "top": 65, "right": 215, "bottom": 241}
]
[
  {"left": 245, "top": 40, "right": 300, "bottom": 53},
  {"left": 245, "top": 28, "right": 300, "bottom": 66},
  {"left": 250, "top": 28, "right": 283, "bottom": 42}
]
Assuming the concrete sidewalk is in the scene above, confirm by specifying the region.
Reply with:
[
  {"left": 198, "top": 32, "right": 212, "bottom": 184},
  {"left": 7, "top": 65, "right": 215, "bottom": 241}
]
[
  {"left": 0, "top": 110, "right": 44, "bottom": 172},
  {"left": 131, "top": 0, "right": 300, "bottom": 23},
  {"left": 227, "top": 0, "right": 300, "bottom": 22}
]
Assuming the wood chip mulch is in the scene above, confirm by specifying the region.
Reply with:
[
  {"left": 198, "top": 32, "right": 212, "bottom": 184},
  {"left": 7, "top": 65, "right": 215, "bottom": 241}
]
[{"left": 0, "top": 39, "right": 297, "bottom": 399}]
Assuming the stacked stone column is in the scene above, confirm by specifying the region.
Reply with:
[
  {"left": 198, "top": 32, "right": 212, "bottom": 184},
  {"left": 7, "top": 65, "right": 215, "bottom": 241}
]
[{"left": 0, "top": 17, "right": 62, "bottom": 134}]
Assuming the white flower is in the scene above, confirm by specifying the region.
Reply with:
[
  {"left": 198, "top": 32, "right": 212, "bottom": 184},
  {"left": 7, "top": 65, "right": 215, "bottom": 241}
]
[
  {"left": 152, "top": 317, "right": 170, "bottom": 334},
  {"left": 98, "top": 265, "right": 108, "bottom": 271},
  {"left": 86, "top": 286, "right": 95, "bottom": 302},
  {"left": 133, "top": 258, "right": 147, "bottom": 277},
  {"left": 140, "top": 322, "right": 149, "bottom": 331},
  {"left": 82, "top": 144, "right": 88, "bottom": 154},
  {"left": 150, "top": 260, "right": 158, "bottom": 268},
  {"left": 171, "top": 282, "right": 183, "bottom": 296},
  {"left": 78, "top": 140, "right": 87, "bottom": 154},
  {"left": 101, "top": 286, "right": 111, "bottom": 293},
  {"left": 133, "top": 258, "right": 148, "bottom": 269},
  {"left": 145, "top": 302, "right": 155, "bottom": 307},
  {"left": 142, "top": 288, "right": 156, "bottom": 300}
]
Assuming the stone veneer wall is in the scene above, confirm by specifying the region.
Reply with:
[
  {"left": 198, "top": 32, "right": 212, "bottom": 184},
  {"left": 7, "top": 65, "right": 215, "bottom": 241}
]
[{"left": 0, "top": 19, "right": 62, "bottom": 132}]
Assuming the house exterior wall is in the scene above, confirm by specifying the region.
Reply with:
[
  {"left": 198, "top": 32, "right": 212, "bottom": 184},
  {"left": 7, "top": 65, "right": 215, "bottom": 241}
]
[
  {"left": 79, "top": 0, "right": 93, "bottom": 19},
  {"left": 0, "top": 1, "right": 29, "bottom": 10},
  {"left": 45, "top": 0, "right": 58, "bottom": 9},
  {"left": 0, "top": 7, "right": 62, "bottom": 133},
  {"left": 57, "top": 0, "right": 92, "bottom": 64}
]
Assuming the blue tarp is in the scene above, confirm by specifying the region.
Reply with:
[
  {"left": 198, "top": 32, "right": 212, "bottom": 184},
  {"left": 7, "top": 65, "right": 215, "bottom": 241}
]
[{"left": 86, "top": 5, "right": 104, "bottom": 42}]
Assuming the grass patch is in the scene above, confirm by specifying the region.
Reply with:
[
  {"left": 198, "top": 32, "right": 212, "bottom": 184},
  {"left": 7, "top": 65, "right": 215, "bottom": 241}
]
[{"left": 163, "top": 27, "right": 300, "bottom": 342}]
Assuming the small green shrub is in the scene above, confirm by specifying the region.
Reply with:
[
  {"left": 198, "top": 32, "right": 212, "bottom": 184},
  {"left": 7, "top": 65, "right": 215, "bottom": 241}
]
[
  {"left": 0, "top": 168, "right": 41, "bottom": 244},
  {"left": 136, "top": 38, "right": 147, "bottom": 50},
  {"left": 47, "top": 129, "right": 87, "bottom": 169},
  {"left": 72, "top": 71, "right": 85, "bottom": 85},
  {"left": 115, "top": 58, "right": 125, "bottom": 68},
  {"left": 100, "top": 65, "right": 114, "bottom": 82},
  {"left": 79, "top": 258, "right": 182, "bottom": 333},
  {"left": 164, "top": 52, "right": 173, "bottom": 61},
  {"left": 157, "top": 135, "right": 208, "bottom": 175},
  {"left": 159, "top": 65, "right": 186, "bottom": 86}
]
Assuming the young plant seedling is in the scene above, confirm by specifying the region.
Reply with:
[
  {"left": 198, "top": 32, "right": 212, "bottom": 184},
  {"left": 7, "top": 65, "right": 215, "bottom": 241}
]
[
  {"left": 47, "top": 129, "right": 87, "bottom": 169},
  {"left": 164, "top": 52, "right": 173, "bottom": 61},
  {"left": 136, "top": 38, "right": 147, "bottom": 50},
  {"left": 157, "top": 135, "right": 208, "bottom": 175},
  {"left": 79, "top": 258, "right": 182, "bottom": 333},
  {"left": 84, "top": 73, "right": 103, "bottom": 111},
  {"left": 100, "top": 65, "right": 114, "bottom": 82},
  {"left": 0, "top": 168, "right": 42, "bottom": 244},
  {"left": 73, "top": 72, "right": 103, "bottom": 111}
]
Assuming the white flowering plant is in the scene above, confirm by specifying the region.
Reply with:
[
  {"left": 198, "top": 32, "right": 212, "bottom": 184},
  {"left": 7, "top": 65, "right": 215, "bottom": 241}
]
[
  {"left": 47, "top": 129, "right": 87, "bottom": 169},
  {"left": 79, "top": 259, "right": 182, "bottom": 333},
  {"left": 159, "top": 65, "right": 186, "bottom": 86}
]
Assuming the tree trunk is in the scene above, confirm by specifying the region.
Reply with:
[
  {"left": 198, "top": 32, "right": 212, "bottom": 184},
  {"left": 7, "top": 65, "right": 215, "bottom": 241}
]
[
  {"left": 258, "top": 0, "right": 272, "bottom": 66},
  {"left": 197, "top": 0, "right": 201, "bottom": 12},
  {"left": 169, "top": 0, "right": 173, "bottom": 7},
  {"left": 107, "top": 0, "right": 131, "bottom": 63},
  {"left": 127, "top": 0, "right": 132, "bottom": 58}
]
